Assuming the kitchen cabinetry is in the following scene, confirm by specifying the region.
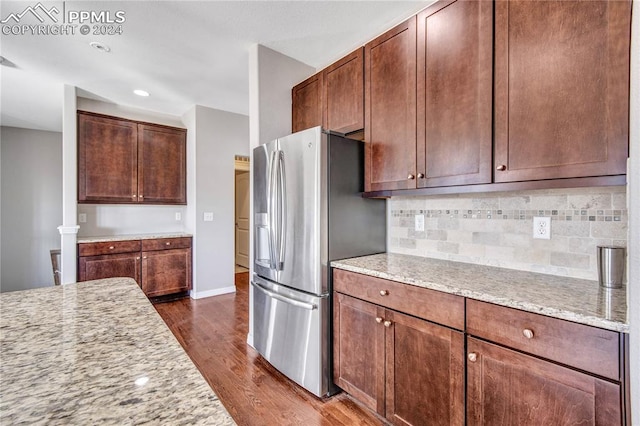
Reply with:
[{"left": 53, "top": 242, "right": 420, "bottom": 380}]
[
  {"left": 141, "top": 237, "right": 192, "bottom": 297},
  {"left": 323, "top": 48, "right": 364, "bottom": 135},
  {"left": 78, "top": 240, "right": 141, "bottom": 283},
  {"left": 333, "top": 269, "right": 465, "bottom": 425},
  {"left": 292, "top": 73, "right": 323, "bottom": 133},
  {"left": 364, "top": 17, "right": 417, "bottom": 192},
  {"left": 416, "top": 0, "right": 492, "bottom": 188},
  {"left": 466, "top": 299, "right": 625, "bottom": 425},
  {"left": 78, "top": 111, "right": 187, "bottom": 205},
  {"left": 78, "top": 236, "right": 192, "bottom": 297},
  {"left": 493, "top": 0, "right": 630, "bottom": 183}
]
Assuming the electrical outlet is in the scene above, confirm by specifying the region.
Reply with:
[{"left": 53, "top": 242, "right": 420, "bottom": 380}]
[
  {"left": 533, "top": 216, "right": 551, "bottom": 239},
  {"left": 175, "top": 212, "right": 182, "bottom": 221},
  {"left": 415, "top": 214, "right": 425, "bottom": 232},
  {"left": 78, "top": 213, "right": 87, "bottom": 223},
  {"left": 203, "top": 212, "right": 214, "bottom": 222}
]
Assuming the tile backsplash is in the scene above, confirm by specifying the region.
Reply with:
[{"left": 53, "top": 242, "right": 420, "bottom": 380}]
[{"left": 388, "top": 186, "right": 628, "bottom": 281}]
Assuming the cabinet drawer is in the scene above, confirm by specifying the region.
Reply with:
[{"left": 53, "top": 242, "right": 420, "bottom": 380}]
[
  {"left": 141, "top": 237, "right": 191, "bottom": 251},
  {"left": 466, "top": 299, "right": 620, "bottom": 381},
  {"left": 333, "top": 269, "right": 464, "bottom": 330},
  {"left": 78, "top": 240, "right": 141, "bottom": 256}
]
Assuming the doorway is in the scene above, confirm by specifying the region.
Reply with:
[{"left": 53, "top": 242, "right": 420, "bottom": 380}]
[{"left": 234, "top": 155, "right": 250, "bottom": 272}]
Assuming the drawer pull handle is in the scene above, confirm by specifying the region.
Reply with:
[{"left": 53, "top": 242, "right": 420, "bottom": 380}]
[
  {"left": 375, "top": 317, "right": 383, "bottom": 324},
  {"left": 523, "top": 329, "right": 534, "bottom": 339},
  {"left": 468, "top": 352, "right": 477, "bottom": 362},
  {"left": 379, "top": 290, "right": 389, "bottom": 296},
  {"left": 109, "top": 246, "right": 115, "bottom": 250},
  {"left": 383, "top": 320, "right": 392, "bottom": 328}
]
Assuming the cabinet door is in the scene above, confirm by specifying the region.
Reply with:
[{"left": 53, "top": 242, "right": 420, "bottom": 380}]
[
  {"left": 141, "top": 248, "right": 191, "bottom": 297},
  {"left": 416, "top": 0, "right": 492, "bottom": 188},
  {"left": 385, "top": 310, "right": 464, "bottom": 426},
  {"left": 78, "top": 112, "right": 138, "bottom": 203},
  {"left": 78, "top": 252, "right": 141, "bottom": 284},
  {"left": 292, "top": 73, "right": 323, "bottom": 133},
  {"left": 324, "top": 48, "right": 364, "bottom": 134},
  {"left": 137, "top": 124, "right": 187, "bottom": 204},
  {"left": 333, "top": 293, "right": 386, "bottom": 415},
  {"left": 494, "top": 0, "right": 630, "bottom": 182},
  {"left": 365, "top": 17, "right": 417, "bottom": 192},
  {"left": 467, "top": 338, "right": 622, "bottom": 426}
]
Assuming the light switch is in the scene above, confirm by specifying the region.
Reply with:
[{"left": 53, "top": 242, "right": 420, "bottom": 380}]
[
  {"left": 203, "top": 212, "right": 214, "bottom": 222},
  {"left": 415, "top": 214, "right": 425, "bottom": 232},
  {"left": 175, "top": 212, "right": 182, "bottom": 221}
]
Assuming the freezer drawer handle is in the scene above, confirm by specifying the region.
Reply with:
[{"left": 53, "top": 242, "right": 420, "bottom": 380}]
[{"left": 253, "top": 281, "right": 317, "bottom": 311}]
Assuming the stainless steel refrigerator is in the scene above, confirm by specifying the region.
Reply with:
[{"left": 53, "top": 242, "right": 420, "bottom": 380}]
[{"left": 252, "top": 126, "right": 386, "bottom": 397}]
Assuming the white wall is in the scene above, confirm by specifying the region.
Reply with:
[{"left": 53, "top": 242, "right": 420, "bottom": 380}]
[
  {"left": 628, "top": 0, "right": 639, "bottom": 421},
  {"left": 1, "top": 126, "right": 62, "bottom": 292},
  {"left": 246, "top": 44, "right": 316, "bottom": 346},
  {"left": 187, "top": 105, "right": 250, "bottom": 299}
]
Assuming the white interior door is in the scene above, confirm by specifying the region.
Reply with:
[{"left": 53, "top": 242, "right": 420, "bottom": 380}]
[{"left": 235, "top": 171, "right": 250, "bottom": 268}]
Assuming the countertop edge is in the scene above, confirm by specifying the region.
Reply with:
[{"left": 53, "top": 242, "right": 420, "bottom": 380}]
[
  {"left": 331, "top": 261, "right": 630, "bottom": 334},
  {"left": 78, "top": 233, "right": 193, "bottom": 243}
]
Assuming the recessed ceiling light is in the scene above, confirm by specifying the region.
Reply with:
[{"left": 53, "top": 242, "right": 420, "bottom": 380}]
[
  {"left": 133, "top": 89, "right": 150, "bottom": 97},
  {"left": 89, "top": 41, "right": 111, "bottom": 53}
]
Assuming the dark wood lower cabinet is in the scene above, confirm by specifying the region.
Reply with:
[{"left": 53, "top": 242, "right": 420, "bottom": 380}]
[
  {"left": 142, "top": 247, "right": 192, "bottom": 297},
  {"left": 333, "top": 292, "right": 464, "bottom": 426},
  {"left": 78, "top": 252, "right": 140, "bottom": 283},
  {"left": 467, "top": 338, "right": 622, "bottom": 425},
  {"left": 78, "top": 236, "right": 192, "bottom": 298}
]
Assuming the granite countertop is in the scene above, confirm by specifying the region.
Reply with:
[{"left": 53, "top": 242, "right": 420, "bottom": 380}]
[
  {"left": 77, "top": 232, "right": 192, "bottom": 243},
  {"left": 0, "top": 278, "right": 235, "bottom": 425},
  {"left": 331, "top": 253, "right": 628, "bottom": 333}
]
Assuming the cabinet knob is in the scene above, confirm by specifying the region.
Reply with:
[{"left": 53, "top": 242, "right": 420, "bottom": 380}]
[
  {"left": 379, "top": 290, "right": 389, "bottom": 296},
  {"left": 417, "top": 173, "right": 425, "bottom": 179},
  {"left": 139, "top": 195, "right": 144, "bottom": 199},
  {"left": 165, "top": 242, "right": 171, "bottom": 246},
  {"left": 468, "top": 352, "right": 478, "bottom": 362},
  {"left": 143, "top": 256, "right": 148, "bottom": 259},
  {"left": 136, "top": 257, "right": 140, "bottom": 260},
  {"left": 109, "top": 246, "right": 115, "bottom": 250},
  {"left": 523, "top": 329, "right": 534, "bottom": 339},
  {"left": 496, "top": 165, "right": 506, "bottom": 171},
  {"left": 375, "top": 317, "right": 383, "bottom": 324},
  {"left": 383, "top": 320, "right": 392, "bottom": 328},
  {"left": 132, "top": 194, "right": 137, "bottom": 198},
  {"left": 407, "top": 174, "right": 415, "bottom": 180}
]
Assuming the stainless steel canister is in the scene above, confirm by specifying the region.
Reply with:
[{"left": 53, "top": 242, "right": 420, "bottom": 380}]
[{"left": 597, "top": 246, "right": 625, "bottom": 288}]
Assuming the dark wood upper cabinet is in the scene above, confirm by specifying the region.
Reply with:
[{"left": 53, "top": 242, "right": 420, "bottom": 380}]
[
  {"left": 78, "top": 111, "right": 187, "bottom": 205},
  {"left": 494, "top": 0, "right": 631, "bottom": 182},
  {"left": 78, "top": 113, "right": 138, "bottom": 203},
  {"left": 365, "top": 17, "right": 417, "bottom": 192},
  {"left": 324, "top": 48, "right": 364, "bottom": 135},
  {"left": 292, "top": 73, "right": 323, "bottom": 133},
  {"left": 137, "top": 124, "right": 186, "bottom": 204},
  {"left": 416, "top": 0, "right": 493, "bottom": 188}
]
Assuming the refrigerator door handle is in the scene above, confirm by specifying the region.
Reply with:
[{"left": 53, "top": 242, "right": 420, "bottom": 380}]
[
  {"left": 276, "top": 150, "right": 286, "bottom": 270},
  {"left": 252, "top": 281, "right": 317, "bottom": 311},
  {"left": 267, "top": 150, "right": 279, "bottom": 270}
]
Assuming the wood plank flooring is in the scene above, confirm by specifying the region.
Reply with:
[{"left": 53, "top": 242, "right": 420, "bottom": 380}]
[{"left": 153, "top": 272, "right": 385, "bottom": 426}]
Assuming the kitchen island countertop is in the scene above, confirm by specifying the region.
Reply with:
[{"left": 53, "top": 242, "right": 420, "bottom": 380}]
[
  {"left": 332, "top": 253, "right": 628, "bottom": 333},
  {"left": 0, "top": 278, "right": 235, "bottom": 425}
]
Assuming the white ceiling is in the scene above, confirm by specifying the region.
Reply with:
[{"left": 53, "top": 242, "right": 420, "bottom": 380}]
[{"left": 0, "top": 1, "right": 430, "bottom": 132}]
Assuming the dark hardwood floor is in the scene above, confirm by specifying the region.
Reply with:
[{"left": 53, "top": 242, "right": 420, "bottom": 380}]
[{"left": 154, "top": 272, "right": 385, "bottom": 426}]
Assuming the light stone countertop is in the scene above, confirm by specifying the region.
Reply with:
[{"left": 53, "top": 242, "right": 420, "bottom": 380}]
[
  {"left": 331, "top": 253, "right": 628, "bottom": 333},
  {"left": 77, "top": 232, "right": 192, "bottom": 243},
  {"left": 0, "top": 278, "right": 235, "bottom": 425}
]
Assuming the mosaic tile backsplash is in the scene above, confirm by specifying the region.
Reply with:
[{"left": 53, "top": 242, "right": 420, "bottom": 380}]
[{"left": 388, "top": 186, "right": 628, "bottom": 281}]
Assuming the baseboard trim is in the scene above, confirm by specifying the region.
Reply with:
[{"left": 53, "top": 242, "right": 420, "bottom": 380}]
[{"left": 190, "top": 286, "right": 236, "bottom": 299}]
